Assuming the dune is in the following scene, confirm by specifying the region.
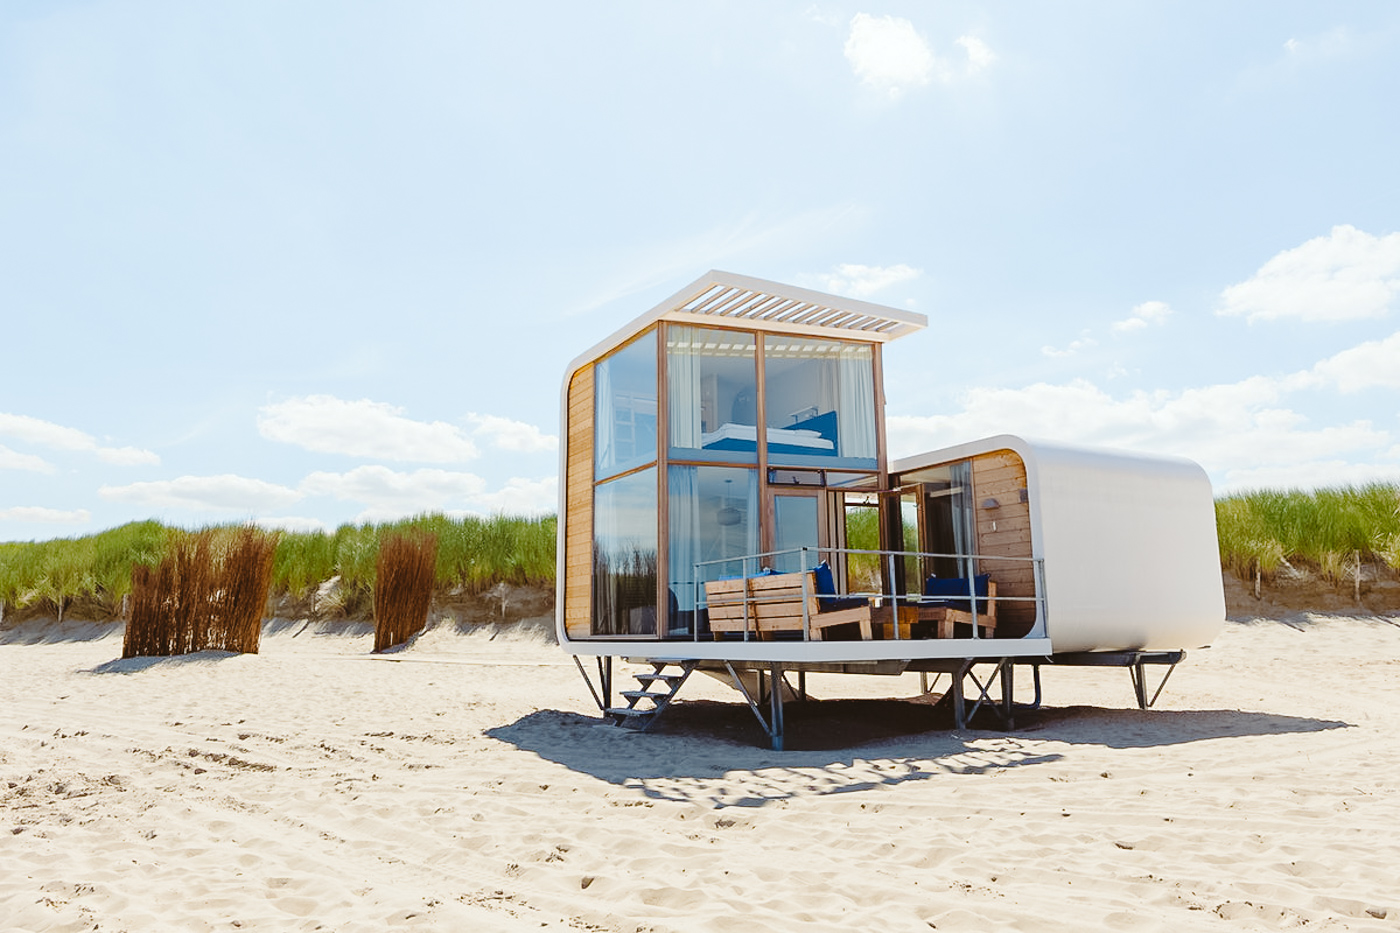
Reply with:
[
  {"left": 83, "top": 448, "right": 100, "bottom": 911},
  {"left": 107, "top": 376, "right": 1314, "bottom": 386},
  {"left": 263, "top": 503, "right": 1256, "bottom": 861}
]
[{"left": 3, "top": 613, "right": 1399, "bottom": 931}]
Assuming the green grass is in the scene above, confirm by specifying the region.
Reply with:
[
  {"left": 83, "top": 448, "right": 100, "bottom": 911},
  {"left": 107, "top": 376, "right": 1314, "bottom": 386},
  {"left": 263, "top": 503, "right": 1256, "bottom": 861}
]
[
  {"left": 0, "top": 514, "right": 557, "bottom": 623},
  {"left": 1215, "top": 483, "right": 1400, "bottom": 583},
  {"left": 5, "top": 485, "right": 1396, "bottom": 623}
]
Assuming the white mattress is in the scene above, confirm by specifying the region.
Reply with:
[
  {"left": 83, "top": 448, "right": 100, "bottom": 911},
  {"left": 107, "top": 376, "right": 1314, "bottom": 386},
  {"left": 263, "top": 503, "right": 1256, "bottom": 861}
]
[{"left": 700, "top": 423, "right": 834, "bottom": 450}]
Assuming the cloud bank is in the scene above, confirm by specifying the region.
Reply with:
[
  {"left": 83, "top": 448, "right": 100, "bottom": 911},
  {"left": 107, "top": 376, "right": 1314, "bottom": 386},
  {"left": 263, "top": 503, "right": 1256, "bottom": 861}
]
[{"left": 1218, "top": 225, "right": 1400, "bottom": 323}]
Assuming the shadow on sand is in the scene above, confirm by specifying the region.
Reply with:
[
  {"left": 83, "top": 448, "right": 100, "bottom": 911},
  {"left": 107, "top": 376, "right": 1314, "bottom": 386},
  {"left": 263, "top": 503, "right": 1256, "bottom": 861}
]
[
  {"left": 85, "top": 650, "right": 242, "bottom": 674},
  {"left": 486, "top": 697, "right": 1348, "bottom": 807}
]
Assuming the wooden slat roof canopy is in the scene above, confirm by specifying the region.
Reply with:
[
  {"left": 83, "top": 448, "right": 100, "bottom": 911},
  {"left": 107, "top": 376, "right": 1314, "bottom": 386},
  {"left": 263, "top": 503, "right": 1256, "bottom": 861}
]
[{"left": 568, "top": 270, "right": 928, "bottom": 372}]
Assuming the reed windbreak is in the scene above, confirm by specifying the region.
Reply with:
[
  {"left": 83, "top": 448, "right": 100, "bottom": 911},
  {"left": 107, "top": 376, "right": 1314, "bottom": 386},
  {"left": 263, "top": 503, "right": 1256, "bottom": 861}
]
[
  {"left": 122, "top": 527, "right": 279, "bottom": 658},
  {"left": 374, "top": 531, "right": 439, "bottom": 652}
]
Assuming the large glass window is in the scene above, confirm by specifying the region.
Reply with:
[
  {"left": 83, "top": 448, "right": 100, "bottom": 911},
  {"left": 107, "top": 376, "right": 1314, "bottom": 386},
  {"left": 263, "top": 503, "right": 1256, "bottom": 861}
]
[
  {"left": 592, "top": 468, "right": 658, "bottom": 636},
  {"left": 595, "top": 330, "right": 657, "bottom": 480},
  {"left": 667, "top": 465, "right": 758, "bottom": 636},
  {"left": 762, "top": 337, "right": 877, "bottom": 467},
  {"left": 666, "top": 326, "right": 758, "bottom": 463}
]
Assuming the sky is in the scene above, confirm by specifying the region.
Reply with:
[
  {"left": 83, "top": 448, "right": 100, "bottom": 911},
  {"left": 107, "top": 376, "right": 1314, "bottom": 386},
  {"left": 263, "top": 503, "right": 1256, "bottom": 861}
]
[{"left": 2, "top": 1, "right": 1399, "bottom": 542}]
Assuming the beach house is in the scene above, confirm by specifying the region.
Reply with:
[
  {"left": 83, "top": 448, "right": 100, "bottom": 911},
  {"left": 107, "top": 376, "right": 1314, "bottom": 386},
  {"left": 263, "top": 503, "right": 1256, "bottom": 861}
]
[{"left": 557, "top": 271, "right": 1225, "bottom": 746}]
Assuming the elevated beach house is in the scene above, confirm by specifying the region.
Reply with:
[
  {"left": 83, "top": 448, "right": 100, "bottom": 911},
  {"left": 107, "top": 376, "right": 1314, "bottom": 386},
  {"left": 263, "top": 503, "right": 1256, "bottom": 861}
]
[{"left": 557, "top": 271, "right": 1225, "bottom": 747}]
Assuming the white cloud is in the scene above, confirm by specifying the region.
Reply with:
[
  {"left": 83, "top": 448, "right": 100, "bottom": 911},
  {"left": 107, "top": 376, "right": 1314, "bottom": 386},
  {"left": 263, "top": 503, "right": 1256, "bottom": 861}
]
[
  {"left": 300, "top": 465, "right": 487, "bottom": 517},
  {"left": 252, "top": 515, "right": 330, "bottom": 534},
  {"left": 956, "top": 35, "right": 996, "bottom": 75},
  {"left": 886, "top": 373, "right": 1391, "bottom": 491},
  {"left": 813, "top": 263, "right": 922, "bottom": 299},
  {"left": 0, "top": 506, "right": 91, "bottom": 524},
  {"left": 843, "top": 15, "right": 994, "bottom": 97},
  {"left": 1310, "top": 330, "right": 1400, "bottom": 392},
  {"left": 0, "top": 412, "right": 159, "bottom": 465},
  {"left": 844, "top": 14, "right": 935, "bottom": 96},
  {"left": 1219, "top": 458, "right": 1400, "bottom": 492},
  {"left": 0, "top": 444, "right": 54, "bottom": 473},
  {"left": 1281, "top": 27, "right": 1354, "bottom": 63},
  {"left": 1111, "top": 300, "right": 1173, "bottom": 333},
  {"left": 99, "top": 475, "right": 302, "bottom": 512},
  {"left": 1217, "top": 225, "right": 1400, "bottom": 323},
  {"left": 467, "top": 414, "right": 558, "bottom": 453},
  {"left": 1041, "top": 333, "right": 1097, "bottom": 357},
  {"left": 803, "top": 5, "right": 843, "bottom": 28},
  {"left": 469, "top": 476, "right": 559, "bottom": 515},
  {"left": 298, "top": 467, "right": 556, "bottom": 521},
  {"left": 258, "top": 395, "right": 479, "bottom": 462}
]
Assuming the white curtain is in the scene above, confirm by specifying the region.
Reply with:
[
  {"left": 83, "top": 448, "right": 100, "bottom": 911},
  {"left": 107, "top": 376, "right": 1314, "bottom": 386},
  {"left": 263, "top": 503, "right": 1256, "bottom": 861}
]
[
  {"left": 594, "top": 360, "right": 614, "bottom": 473},
  {"left": 836, "top": 344, "right": 876, "bottom": 459},
  {"left": 950, "top": 460, "right": 973, "bottom": 576},
  {"left": 744, "top": 472, "right": 761, "bottom": 574},
  {"left": 667, "top": 325, "right": 702, "bottom": 449},
  {"left": 668, "top": 466, "right": 699, "bottom": 610}
]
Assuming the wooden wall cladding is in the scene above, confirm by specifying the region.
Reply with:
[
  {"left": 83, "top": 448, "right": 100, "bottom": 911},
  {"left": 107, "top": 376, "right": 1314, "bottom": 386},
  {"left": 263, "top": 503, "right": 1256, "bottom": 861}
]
[
  {"left": 971, "top": 449, "right": 1036, "bottom": 636},
  {"left": 564, "top": 367, "right": 594, "bottom": 640}
]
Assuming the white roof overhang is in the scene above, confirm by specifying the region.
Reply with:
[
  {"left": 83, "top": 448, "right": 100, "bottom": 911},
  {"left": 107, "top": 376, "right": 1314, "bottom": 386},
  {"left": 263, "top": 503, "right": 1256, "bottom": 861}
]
[{"left": 566, "top": 270, "right": 927, "bottom": 376}]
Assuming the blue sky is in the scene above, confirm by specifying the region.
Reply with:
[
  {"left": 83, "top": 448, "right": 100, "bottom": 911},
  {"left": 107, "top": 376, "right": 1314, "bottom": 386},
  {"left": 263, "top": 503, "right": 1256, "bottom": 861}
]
[{"left": 3, "top": 2, "right": 1399, "bottom": 542}]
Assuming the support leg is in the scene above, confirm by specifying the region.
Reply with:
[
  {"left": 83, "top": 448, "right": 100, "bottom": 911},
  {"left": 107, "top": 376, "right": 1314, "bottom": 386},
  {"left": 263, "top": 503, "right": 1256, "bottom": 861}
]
[
  {"left": 1001, "top": 660, "right": 1015, "bottom": 730},
  {"left": 600, "top": 656, "right": 613, "bottom": 711},
  {"left": 952, "top": 665, "right": 967, "bottom": 730},
  {"left": 769, "top": 662, "right": 785, "bottom": 750}
]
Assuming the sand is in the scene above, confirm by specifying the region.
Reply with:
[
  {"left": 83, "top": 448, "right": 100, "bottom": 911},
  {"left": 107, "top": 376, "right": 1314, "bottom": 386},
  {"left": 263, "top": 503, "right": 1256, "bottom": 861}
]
[{"left": 3, "top": 614, "right": 1399, "bottom": 932}]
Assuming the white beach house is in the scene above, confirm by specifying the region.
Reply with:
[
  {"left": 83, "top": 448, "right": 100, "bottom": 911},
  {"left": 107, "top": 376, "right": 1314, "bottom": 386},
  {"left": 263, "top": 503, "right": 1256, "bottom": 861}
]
[{"left": 557, "top": 271, "right": 1225, "bottom": 746}]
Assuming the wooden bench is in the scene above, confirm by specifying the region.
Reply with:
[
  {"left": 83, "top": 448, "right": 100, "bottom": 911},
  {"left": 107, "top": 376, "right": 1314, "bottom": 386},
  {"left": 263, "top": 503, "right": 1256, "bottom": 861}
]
[{"left": 705, "top": 572, "right": 918, "bottom": 641}]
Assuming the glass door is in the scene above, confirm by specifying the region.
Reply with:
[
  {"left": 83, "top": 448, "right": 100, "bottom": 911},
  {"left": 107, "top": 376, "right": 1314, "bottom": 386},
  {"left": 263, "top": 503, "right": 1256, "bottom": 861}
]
[{"left": 769, "top": 491, "right": 822, "bottom": 574}]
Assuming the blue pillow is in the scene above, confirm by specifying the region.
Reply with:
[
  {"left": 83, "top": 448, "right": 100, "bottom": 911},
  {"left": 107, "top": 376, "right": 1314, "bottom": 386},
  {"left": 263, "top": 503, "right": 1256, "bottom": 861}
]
[
  {"left": 922, "top": 574, "right": 991, "bottom": 612},
  {"left": 813, "top": 560, "right": 867, "bottom": 611}
]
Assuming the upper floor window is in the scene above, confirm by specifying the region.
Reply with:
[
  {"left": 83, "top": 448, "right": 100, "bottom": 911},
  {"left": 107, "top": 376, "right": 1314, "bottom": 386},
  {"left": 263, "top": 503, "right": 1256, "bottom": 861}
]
[
  {"left": 763, "top": 337, "right": 877, "bottom": 467},
  {"left": 666, "top": 325, "right": 758, "bottom": 463},
  {"left": 594, "top": 329, "right": 657, "bottom": 479}
]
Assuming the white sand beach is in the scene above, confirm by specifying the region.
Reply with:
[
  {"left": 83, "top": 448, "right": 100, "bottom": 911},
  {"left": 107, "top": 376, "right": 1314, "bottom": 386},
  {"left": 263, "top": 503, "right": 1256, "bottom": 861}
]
[{"left": 3, "top": 615, "right": 1399, "bottom": 932}]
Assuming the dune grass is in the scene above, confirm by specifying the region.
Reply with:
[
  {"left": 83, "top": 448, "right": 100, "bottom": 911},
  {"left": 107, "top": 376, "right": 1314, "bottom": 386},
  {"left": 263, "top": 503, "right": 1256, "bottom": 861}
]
[
  {"left": 1215, "top": 483, "right": 1400, "bottom": 584},
  {"left": 4, "top": 485, "right": 1397, "bottom": 626},
  {"left": 0, "top": 513, "right": 557, "bottom": 624},
  {"left": 0, "top": 521, "right": 167, "bottom": 623}
]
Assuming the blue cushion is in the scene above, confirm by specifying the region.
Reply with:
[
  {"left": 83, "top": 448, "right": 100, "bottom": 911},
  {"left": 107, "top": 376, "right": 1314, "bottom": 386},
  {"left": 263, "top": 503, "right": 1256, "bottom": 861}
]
[
  {"left": 814, "top": 560, "right": 868, "bottom": 612},
  {"left": 922, "top": 574, "right": 991, "bottom": 612}
]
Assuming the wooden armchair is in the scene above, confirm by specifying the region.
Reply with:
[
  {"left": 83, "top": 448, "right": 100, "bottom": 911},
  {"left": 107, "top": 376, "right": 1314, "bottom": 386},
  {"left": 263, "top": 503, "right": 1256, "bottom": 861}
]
[{"left": 917, "top": 575, "right": 997, "bottom": 638}]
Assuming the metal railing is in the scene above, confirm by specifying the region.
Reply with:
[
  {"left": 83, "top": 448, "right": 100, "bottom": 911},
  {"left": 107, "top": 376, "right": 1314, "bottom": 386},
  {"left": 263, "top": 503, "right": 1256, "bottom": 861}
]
[{"left": 683, "top": 546, "right": 1046, "bottom": 642}]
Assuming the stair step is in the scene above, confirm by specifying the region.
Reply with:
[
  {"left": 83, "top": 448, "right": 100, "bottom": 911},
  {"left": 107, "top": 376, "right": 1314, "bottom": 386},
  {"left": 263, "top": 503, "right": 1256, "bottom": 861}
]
[
  {"left": 621, "top": 690, "right": 665, "bottom": 702},
  {"left": 635, "top": 673, "right": 685, "bottom": 684},
  {"left": 605, "top": 707, "right": 654, "bottom": 720}
]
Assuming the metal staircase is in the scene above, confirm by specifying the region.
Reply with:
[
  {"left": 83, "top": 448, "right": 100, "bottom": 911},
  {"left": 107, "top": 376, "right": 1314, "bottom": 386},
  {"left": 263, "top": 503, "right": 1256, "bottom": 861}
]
[{"left": 605, "top": 660, "right": 697, "bottom": 732}]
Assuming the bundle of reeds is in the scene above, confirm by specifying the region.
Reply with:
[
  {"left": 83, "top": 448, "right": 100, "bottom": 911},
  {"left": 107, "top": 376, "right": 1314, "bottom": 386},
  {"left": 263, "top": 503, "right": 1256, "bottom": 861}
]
[
  {"left": 122, "top": 527, "right": 279, "bottom": 658},
  {"left": 374, "top": 531, "right": 439, "bottom": 652}
]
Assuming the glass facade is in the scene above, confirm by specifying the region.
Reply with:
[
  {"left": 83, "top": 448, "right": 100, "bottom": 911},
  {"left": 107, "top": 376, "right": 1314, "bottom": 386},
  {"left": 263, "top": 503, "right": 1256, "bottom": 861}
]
[
  {"left": 594, "top": 330, "right": 657, "bottom": 480},
  {"left": 591, "top": 467, "right": 658, "bottom": 636},
  {"left": 586, "top": 322, "right": 884, "bottom": 639},
  {"left": 762, "top": 337, "right": 877, "bottom": 467},
  {"left": 666, "top": 465, "right": 758, "bottom": 635}
]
